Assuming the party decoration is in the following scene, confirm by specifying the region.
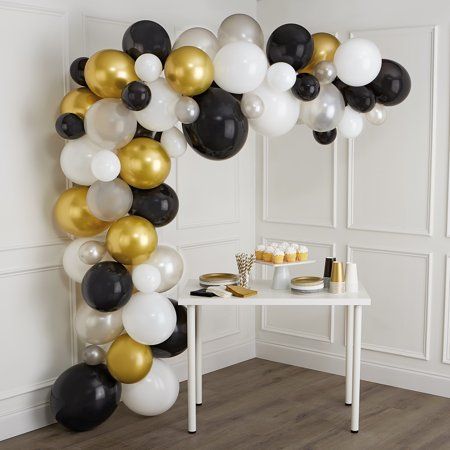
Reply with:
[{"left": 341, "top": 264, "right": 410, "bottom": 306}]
[
  {"left": 121, "top": 81, "right": 151, "bottom": 111},
  {"left": 106, "top": 216, "right": 158, "bottom": 265},
  {"left": 173, "top": 27, "right": 219, "bottom": 59},
  {"left": 313, "top": 129, "right": 337, "bottom": 145},
  {"left": 302, "top": 33, "right": 340, "bottom": 74},
  {"left": 337, "top": 106, "right": 364, "bottom": 139},
  {"left": 90, "top": 150, "right": 121, "bottom": 182},
  {"left": 134, "top": 123, "right": 162, "bottom": 141},
  {"left": 55, "top": 113, "right": 85, "bottom": 140},
  {"left": 78, "top": 240, "right": 106, "bottom": 265},
  {"left": 134, "top": 53, "right": 163, "bottom": 83},
  {"left": 82, "top": 345, "right": 106, "bottom": 365},
  {"left": 291, "top": 73, "right": 320, "bottom": 101},
  {"left": 146, "top": 245, "right": 184, "bottom": 293},
  {"left": 365, "top": 103, "right": 387, "bottom": 125},
  {"left": 160, "top": 128, "right": 187, "bottom": 158},
  {"left": 106, "top": 334, "right": 153, "bottom": 384},
  {"left": 63, "top": 237, "right": 98, "bottom": 283},
  {"left": 344, "top": 85, "right": 376, "bottom": 113},
  {"left": 313, "top": 61, "right": 337, "bottom": 85},
  {"left": 218, "top": 13, "right": 264, "bottom": 48},
  {"left": 50, "top": 363, "right": 121, "bottom": 431},
  {"left": 60, "top": 87, "right": 100, "bottom": 118},
  {"left": 132, "top": 263, "right": 161, "bottom": 293},
  {"left": 175, "top": 96, "right": 200, "bottom": 124},
  {"left": 266, "top": 62, "right": 297, "bottom": 92},
  {"left": 240, "top": 93, "right": 264, "bottom": 119},
  {"left": 69, "top": 57, "right": 88, "bottom": 87}
]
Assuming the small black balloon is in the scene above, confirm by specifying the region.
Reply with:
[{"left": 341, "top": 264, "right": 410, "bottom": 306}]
[
  {"left": 129, "top": 184, "right": 179, "bottom": 227},
  {"left": 291, "top": 73, "right": 320, "bottom": 101},
  {"left": 183, "top": 87, "right": 248, "bottom": 161},
  {"left": 50, "top": 363, "right": 121, "bottom": 432},
  {"left": 368, "top": 59, "right": 411, "bottom": 106},
  {"left": 313, "top": 129, "right": 337, "bottom": 145},
  {"left": 151, "top": 299, "right": 187, "bottom": 358},
  {"left": 266, "top": 23, "right": 314, "bottom": 71},
  {"left": 81, "top": 262, "right": 133, "bottom": 312},
  {"left": 55, "top": 113, "right": 85, "bottom": 140},
  {"left": 122, "top": 20, "right": 171, "bottom": 63},
  {"left": 70, "top": 57, "right": 88, "bottom": 87},
  {"left": 121, "top": 81, "right": 151, "bottom": 111},
  {"left": 134, "top": 123, "right": 162, "bottom": 141},
  {"left": 344, "top": 86, "right": 375, "bottom": 113}
]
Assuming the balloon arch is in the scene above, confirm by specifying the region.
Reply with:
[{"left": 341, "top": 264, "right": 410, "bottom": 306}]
[{"left": 51, "top": 14, "right": 411, "bottom": 431}]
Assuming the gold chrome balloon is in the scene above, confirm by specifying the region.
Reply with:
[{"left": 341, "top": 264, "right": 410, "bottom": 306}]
[
  {"left": 54, "top": 187, "right": 110, "bottom": 237},
  {"left": 106, "top": 334, "right": 153, "bottom": 384},
  {"left": 106, "top": 216, "right": 158, "bottom": 265},
  {"left": 60, "top": 87, "right": 100, "bottom": 118},
  {"left": 301, "top": 33, "right": 340, "bottom": 74},
  {"left": 118, "top": 137, "right": 171, "bottom": 189},
  {"left": 85, "top": 49, "right": 138, "bottom": 98},
  {"left": 164, "top": 46, "right": 214, "bottom": 96}
]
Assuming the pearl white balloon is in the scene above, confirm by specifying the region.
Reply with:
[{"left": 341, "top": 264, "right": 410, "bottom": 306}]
[
  {"left": 314, "top": 61, "right": 337, "bottom": 85},
  {"left": 85, "top": 98, "right": 137, "bottom": 150},
  {"left": 60, "top": 136, "right": 102, "bottom": 186},
  {"left": 175, "top": 97, "right": 200, "bottom": 124},
  {"left": 146, "top": 245, "right": 184, "bottom": 293},
  {"left": 135, "top": 53, "right": 162, "bottom": 83},
  {"left": 334, "top": 38, "right": 381, "bottom": 87},
  {"left": 338, "top": 106, "right": 364, "bottom": 138},
  {"left": 122, "top": 358, "right": 179, "bottom": 416},
  {"left": 78, "top": 240, "right": 106, "bottom": 265},
  {"left": 122, "top": 292, "right": 176, "bottom": 345},
  {"left": 83, "top": 345, "right": 106, "bottom": 365},
  {"left": 266, "top": 62, "right": 296, "bottom": 92},
  {"left": 134, "top": 78, "right": 181, "bottom": 132},
  {"left": 161, "top": 127, "right": 187, "bottom": 158},
  {"left": 241, "top": 93, "right": 264, "bottom": 119},
  {"left": 63, "top": 238, "right": 98, "bottom": 283},
  {"left": 365, "top": 103, "right": 386, "bottom": 125},
  {"left": 218, "top": 14, "right": 264, "bottom": 48},
  {"left": 213, "top": 42, "right": 267, "bottom": 94},
  {"left": 90, "top": 150, "right": 121, "bottom": 182},
  {"left": 173, "top": 27, "right": 219, "bottom": 59},
  {"left": 244, "top": 81, "right": 300, "bottom": 137},
  {"left": 132, "top": 264, "right": 161, "bottom": 293}
]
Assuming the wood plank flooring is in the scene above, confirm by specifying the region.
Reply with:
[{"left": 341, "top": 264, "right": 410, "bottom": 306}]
[{"left": 2, "top": 358, "right": 450, "bottom": 449}]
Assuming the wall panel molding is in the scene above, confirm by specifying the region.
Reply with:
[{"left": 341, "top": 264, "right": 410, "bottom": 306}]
[{"left": 443, "top": 256, "right": 450, "bottom": 364}]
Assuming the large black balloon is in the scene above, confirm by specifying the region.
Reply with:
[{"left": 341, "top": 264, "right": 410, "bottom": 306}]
[
  {"left": 182, "top": 87, "right": 248, "bottom": 161},
  {"left": 134, "top": 123, "right": 161, "bottom": 141},
  {"left": 332, "top": 77, "right": 348, "bottom": 105},
  {"left": 50, "top": 363, "right": 121, "bottom": 432},
  {"left": 344, "top": 86, "right": 375, "bottom": 113},
  {"left": 121, "top": 81, "right": 151, "bottom": 111},
  {"left": 368, "top": 59, "right": 411, "bottom": 106},
  {"left": 291, "top": 73, "right": 320, "bottom": 101},
  {"left": 70, "top": 57, "right": 88, "bottom": 87},
  {"left": 122, "top": 20, "right": 171, "bottom": 63},
  {"left": 152, "top": 299, "right": 187, "bottom": 358},
  {"left": 55, "top": 113, "right": 85, "bottom": 140},
  {"left": 266, "top": 23, "right": 313, "bottom": 70},
  {"left": 129, "top": 184, "right": 179, "bottom": 227},
  {"left": 81, "top": 262, "right": 132, "bottom": 312},
  {"left": 313, "top": 129, "right": 337, "bottom": 145}
]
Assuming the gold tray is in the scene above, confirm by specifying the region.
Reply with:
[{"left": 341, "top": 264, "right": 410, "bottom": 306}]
[
  {"left": 291, "top": 276, "right": 324, "bottom": 287},
  {"left": 199, "top": 273, "right": 239, "bottom": 284}
]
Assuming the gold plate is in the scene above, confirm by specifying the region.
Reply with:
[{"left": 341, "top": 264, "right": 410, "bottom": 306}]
[
  {"left": 291, "top": 276, "right": 324, "bottom": 287},
  {"left": 199, "top": 273, "right": 239, "bottom": 284}
]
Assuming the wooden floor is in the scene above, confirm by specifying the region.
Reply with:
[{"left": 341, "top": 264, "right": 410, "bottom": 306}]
[{"left": 2, "top": 358, "right": 450, "bottom": 450}]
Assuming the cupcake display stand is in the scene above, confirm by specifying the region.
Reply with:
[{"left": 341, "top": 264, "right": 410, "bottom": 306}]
[{"left": 255, "top": 259, "right": 315, "bottom": 290}]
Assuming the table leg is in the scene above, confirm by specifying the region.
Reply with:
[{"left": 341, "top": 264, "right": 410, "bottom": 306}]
[
  {"left": 195, "top": 305, "right": 202, "bottom": 405},
  {"left": 351, "top": 305, "right": 362, "bottom": 433},
  {"left": 345, "top": 305, "right": 354, "bottom": 406},
  {"left": 187, "top": 305, "right": 196, "bottom": 433}
]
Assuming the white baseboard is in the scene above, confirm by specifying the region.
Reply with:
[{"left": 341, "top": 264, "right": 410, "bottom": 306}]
[{"left": 256, "top": 340, "right": 450, "bottom": 398}]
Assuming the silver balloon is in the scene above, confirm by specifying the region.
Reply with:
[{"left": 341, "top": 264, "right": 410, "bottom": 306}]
[
  {"left": 217, "top": 14, "right": 264, "bottom": 48},
  {"left": 240, "top": 93, "right": 264, "bottom": 119},
  {"left": 301, "top": 83, "right": 345, "bottom": 132},
  {"left": 79, "top": 240, "right": 106, "bottom": 265},
  {"left": 83, "top": 345, "right": 106, "bottom": 365},
  {"left": 173, "top": 27, "right": 219, "bottom": 59},
  {"left": 365, "top": 103, "right": 387, "bottom": 125},
  {"left": 146, "top": 245, "right": 184, "bottom": 293},
  {"left": 313, "top": 61, "right": 337, "bottom": 85},
  {"left": 175, "top": 97, "right": 200, "bottom": 124}
]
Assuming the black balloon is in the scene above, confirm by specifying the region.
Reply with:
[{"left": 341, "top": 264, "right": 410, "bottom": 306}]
[
  {"left": 313, "top": 129, "right": 337, "bottom": 145},
  {"left": 332, "top": 77, "right": 348, "bottom": 105},
  {"left": 121, "top": 81, "right": 151, "bottom": 111},
  {"left": 344, "top": 86, "right": 375, "bottom": 113},
  {"left": 122, "top": 20, "right": 171, "bottom": 63},
  {"left": 134, "top": 123, "right": 162, "bottom": 141},
  {"left": 266, "top": 23, "right": 314, "bottom": 70},
  {"left": 368, "top": 59, "right": 411, "bottom": 106},
  {"left": 55, "top": 113, "right": 85, "bottom": 140},
  {"left": 81, "top": 262, "right": 132, "bottom": 312},
  {"left": 151, "top": 299, "right": 187, "bottom": 358},
  {"left": 291, "top": 73, "right": 320, "bottom": 101},
  {"left": 70, "top": 57, "right": 88, "bottom": 87},
  {"left": 183, "top": 87, "right": 248, "bottom": 161},
  {"left": 129, "top": 184, "right": 179, "bottom": 227},
  {"left": 50, "top": 363, "right": 121, "bottom": 432}
]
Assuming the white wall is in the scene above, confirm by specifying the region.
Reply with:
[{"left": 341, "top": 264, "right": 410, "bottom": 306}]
[
  {"left": 256, "top": 0, "right": 450, "bottom": 397},
  {"left": 0, "top": 0, "right": 257, "bottom": 440}
]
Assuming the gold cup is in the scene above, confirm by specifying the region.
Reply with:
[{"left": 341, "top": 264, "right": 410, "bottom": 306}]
[{"left": 330, "top": 261, "right": 344, "bottom": 282}]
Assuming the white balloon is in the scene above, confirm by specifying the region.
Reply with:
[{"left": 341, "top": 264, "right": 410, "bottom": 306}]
[
  {"left": 334, "top": 38, "right": 381, "bottom": 87},
  {"left": 218, "top": 14, "right": 264, "bottom": 48},
  {"left": 161, "top": 127, "right": 187, "bottom": 158},
  {"left": 365, "top": 103, "right": 386, "bottom": 125},
  {"left": 244, "top": 81, "right": 300, "bottom": 137},
  {"left": 135, "top": 53, "right": 162, "bottom": 83},
  {"left": 266, "top": 62, "right": 296, "bottom": 92},
  {"left": 122, "top": 292, "right": 176, "bottom": 345},
  {"left": 173, "top": 27, "right": 219, "bottom": 59},
  {"left": 132, "top": 264, "right": 161, "bottom": 293},
  {"left": 60, "top": 136, "right": 102, "bottom": 186},
  {"left": 63, "top": 238, "right": 98, "bottom": 283},
  {"left": 134, "top": 78, "right": 181, "bottom": 131},
  {"left": 338, "top": 106, "right": 364, "bottom": 138},
  {"left": 213, "top": 42, "right": 267, "bottom": 94},
  {"left": 90, "top": 150, "right": 121, "bottom": 182},
  {"left": 122, "top": 359, "right": 179, "bottom": 416}
]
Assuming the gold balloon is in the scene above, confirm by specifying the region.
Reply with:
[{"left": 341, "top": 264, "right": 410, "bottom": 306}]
[
  {"left": 53, "top": 187, "right": 110, "bottom": 237},
  {"left": 60, "top": 87, "right": 100, "bottom": 118},
  {"left": 85, "top": 49, "right": 138, "bottom": 98},
  {"left": 301, "top": 33, "right": 341, "bottom": 74},
  {"left": 118, "top": 137, "right": 171, "bottom": 189},
  {"left": 164, "top": 46, "right": 214, "bottom": 96},
  {"left": 106, "top": 216, "right": 158, "bottom": 265},
  {"left": 106, "top": 334, "right": 153, "bottom": 384}
]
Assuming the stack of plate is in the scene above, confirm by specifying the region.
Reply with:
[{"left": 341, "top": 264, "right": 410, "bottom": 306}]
[
  {"left": 199, "top": 273, "right": 239, "bottom": 287},
  {"left": 290, "top": 276, "right": 324, "bottom": 293}
]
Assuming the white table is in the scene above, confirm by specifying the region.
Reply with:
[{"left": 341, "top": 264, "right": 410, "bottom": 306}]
[{"left": 178, "top": 279, "right": 371, "bottom": 434}]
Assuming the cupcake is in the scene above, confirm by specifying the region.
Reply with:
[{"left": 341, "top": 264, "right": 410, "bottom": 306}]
[
  {"left": 263, "top": 246, "right": 275, "bottom": 262},
  {"left": 285, "top": 245, "right": 297, "bottom": 262},
  {"left": 280, "top": 241, "right": 290, "bottom": 251},
  {"left": 255, "top": 244, "right": 266, "bottom": 260},
  {"left": 297, "top": 245, "right": 309, "bottom": 261},
  {"left": 272, "top": 248, "right": 285, "bottom": 264}
]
